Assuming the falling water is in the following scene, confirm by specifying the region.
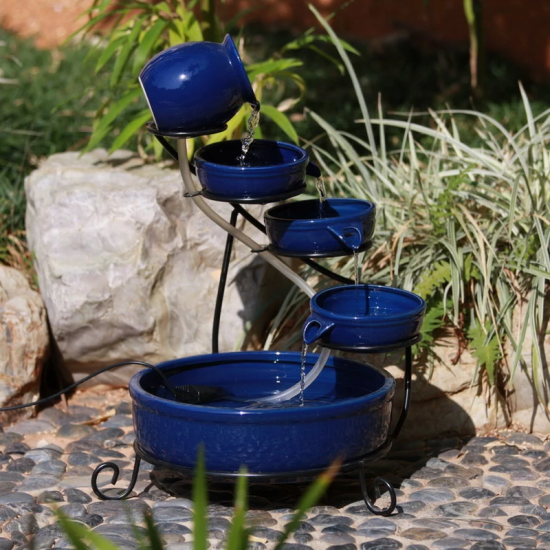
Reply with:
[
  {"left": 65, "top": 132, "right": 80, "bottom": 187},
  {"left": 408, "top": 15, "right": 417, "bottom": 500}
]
[
  {"left": 353, "top": 250, "right": 361, "bottom": 315},
  {"left": 238, "top": 102, "right": 261, "bottom": 165},
  {"left": 316, "top": 177, "right": 327, "bottom": 217},
  {"left": 300, "top": 341, "right": 309, "bottom": 406}
]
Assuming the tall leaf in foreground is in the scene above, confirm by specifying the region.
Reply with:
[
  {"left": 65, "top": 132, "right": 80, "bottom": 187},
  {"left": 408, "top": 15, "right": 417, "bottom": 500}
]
[
  {"left": 193, "top": 444, "right": 208, "bottom": 550},
  {"left": 274, "top": 458, "right": 341, "bottom": 550}
]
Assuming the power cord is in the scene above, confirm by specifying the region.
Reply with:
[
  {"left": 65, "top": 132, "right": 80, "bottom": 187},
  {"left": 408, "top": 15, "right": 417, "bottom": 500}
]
[{"left": 0, "top": 360, "right": 186, "bottom": 412}]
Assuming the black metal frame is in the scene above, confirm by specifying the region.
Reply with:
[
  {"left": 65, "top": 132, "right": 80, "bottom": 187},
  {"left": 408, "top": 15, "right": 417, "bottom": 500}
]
[
  {"left": 90, "top": 129, "right": 417, "bottom": 515},
  {"left": 91, "top": 344, "right": 414, "bottom": 515}
]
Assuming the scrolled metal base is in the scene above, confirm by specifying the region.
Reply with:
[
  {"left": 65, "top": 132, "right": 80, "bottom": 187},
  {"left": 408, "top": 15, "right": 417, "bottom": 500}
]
[
  {"left": 91, "top": 456, "right": 142, "bottom": 500},
  {"left": 358, "top": 464, "right": 397, "bottom": 516}
]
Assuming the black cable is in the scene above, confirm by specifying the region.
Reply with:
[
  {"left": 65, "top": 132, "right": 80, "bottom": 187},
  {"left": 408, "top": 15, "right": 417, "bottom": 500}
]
[
  {"left": 153, "top": 135, "right": 178, "bottom": 161},
  {"left": 212, "top": 208, "right": 238, "bottom": 353},
  {"left": 0, "top": 360, "right": 181, "bottom": 412}
]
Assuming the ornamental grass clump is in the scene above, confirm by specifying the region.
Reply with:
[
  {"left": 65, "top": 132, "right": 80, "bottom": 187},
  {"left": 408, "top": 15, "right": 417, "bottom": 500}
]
[{"left": 265, "top": 7, "right": 550, "bottom": 414}]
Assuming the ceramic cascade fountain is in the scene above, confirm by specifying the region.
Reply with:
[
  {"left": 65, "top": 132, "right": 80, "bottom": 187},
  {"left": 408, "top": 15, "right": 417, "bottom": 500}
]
[{"left": 91, "top": 35, "right": 426, "bottom": 516}]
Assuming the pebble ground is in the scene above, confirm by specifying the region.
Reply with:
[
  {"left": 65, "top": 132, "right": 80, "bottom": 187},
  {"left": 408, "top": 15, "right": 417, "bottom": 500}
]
[{"left": 0, "top": 387, "right": 549, "bottom": 550}]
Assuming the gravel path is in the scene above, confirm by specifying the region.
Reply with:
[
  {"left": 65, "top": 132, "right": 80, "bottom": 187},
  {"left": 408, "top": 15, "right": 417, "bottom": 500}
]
[{"left": 0, "top": 387, "right": 549, "bottom": 550}]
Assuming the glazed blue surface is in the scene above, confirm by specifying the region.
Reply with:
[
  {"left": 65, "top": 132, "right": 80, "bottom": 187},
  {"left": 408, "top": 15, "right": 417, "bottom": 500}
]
[
  {"left": 194, "top": 140, "right": 320, "bottom": 200},
  {"left": 139, "top": 35, "right": 256, "bottom": 134},
  {"left": 303, "top": 284, "right": 426, "bottom": 347},
  {"left": 265, "top": 198, "right": 376, "bottom": 256},
  {"left": 129, "top": 351, "right": 394, "bottom": 473}
]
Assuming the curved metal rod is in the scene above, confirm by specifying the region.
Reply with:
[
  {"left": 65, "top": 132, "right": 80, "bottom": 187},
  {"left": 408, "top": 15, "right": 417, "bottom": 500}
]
[
  {"left": 212, "top": 208, "right": 238, "bottom": 353},
  {"left": 177, "top": 139, "right": 316, "bottom": 298},
  {"left": 152, "top": 135, "right": 353, "bottom": 286},
  {"left": 358, "top": 467, "right": 397, "bottom": 516},
  {"left": 391, "top": 346, "right": 413, "bottom": 439},
  {"left": 91, "top": 457, "right": 142, "bottom": 500}
]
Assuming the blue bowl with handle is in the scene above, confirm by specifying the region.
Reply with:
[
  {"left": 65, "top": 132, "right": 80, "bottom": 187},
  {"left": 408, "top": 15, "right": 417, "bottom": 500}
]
[
  {"left": 139, "top": 35, "right": 257, "bottom": 135},
  {"left": 194, "top": 139, "right": 321, "bottom": 203},
  {"left": 303, "top": 284, "right": 426, "bottom": 348},
  {"left": 130, "top": 351, "right": 395, "bottom": 474},
  {"left": 265, "top": 198, "right": 375, "bottom": 257}
]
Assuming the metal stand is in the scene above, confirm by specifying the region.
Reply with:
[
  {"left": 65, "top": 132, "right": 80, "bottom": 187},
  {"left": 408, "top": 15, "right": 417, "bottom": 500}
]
[
  {"left": 90, "top": 344, "right": 413, "bottom": 515},
  {"left": 350, "top": 341, "right": 415, "bottom": 515},
  {"left": 90, "top": 128, "right": 418, "bottom": 516}
]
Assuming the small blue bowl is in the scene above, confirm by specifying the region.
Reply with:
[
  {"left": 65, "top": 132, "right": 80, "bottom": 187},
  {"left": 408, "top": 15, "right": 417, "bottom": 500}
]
[
  {"left": 304, "top": 284, "right": 426, "bottom": 348},
  {"left": 265, "top": 198, "right": 376, "bottom": 257},
  {"left": 194, "top": 139, "right": 321, "bottom": 203},
  {"left": 130, "top": 351, "right": 395, "bottom": 474},
  {"left": 139, "top": 35, "right": 257, "bottom": 135}
]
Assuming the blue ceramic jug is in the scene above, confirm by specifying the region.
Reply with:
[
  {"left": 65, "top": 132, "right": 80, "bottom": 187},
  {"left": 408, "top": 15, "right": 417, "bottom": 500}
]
[{"left": 139, "top": 35, "right": 257, "bottom": 135}]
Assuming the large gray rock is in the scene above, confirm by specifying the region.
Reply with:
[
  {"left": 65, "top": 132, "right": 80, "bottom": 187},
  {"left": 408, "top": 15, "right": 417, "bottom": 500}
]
[
  {"left": 0, "top": 265, "right": 49, "bottom": 420},
  {"left": 25, "top": 150, "right": 286, "bottom": 384}
]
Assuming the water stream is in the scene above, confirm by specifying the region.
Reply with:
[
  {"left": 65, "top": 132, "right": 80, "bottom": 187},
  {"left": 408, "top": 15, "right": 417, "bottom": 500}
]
[
  {"left": 238, "top": 102, "right": 261, "bottom": 165},
  {"left": 300, "top": 341, "right": 309, "bottom": 406},
  {"left": 316, "top": 177, "right": 327, "bottom": 217}
]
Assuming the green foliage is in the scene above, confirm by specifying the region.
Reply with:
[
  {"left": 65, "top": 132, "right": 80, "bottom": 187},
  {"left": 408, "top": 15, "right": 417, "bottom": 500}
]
[
  {"left": 467, "top": 322, "right": 502, "bottom": 386},
  {"left": 72, "top": 0, "right": 329, "bottom": 156},
  {"left": 0, "top": 27, "right": 135, "bottom": 275},
  {"left": 56, "top": 449, "right": 338, "bottom": 550},
  {"left": 268, "top": 9, "right": 550, "bottom": 408},
  {"left": 414, "top": 261, "right": 452, "bottom": 300}
]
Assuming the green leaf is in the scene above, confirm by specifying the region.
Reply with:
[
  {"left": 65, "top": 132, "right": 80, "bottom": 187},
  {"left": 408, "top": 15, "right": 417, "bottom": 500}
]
[
  {"left": 143, "top": 512, "right": 164, "bottom": 550},
  {"left": 109, "top": 110, "right": 151, "bottom": 152},
  {"left": 132, "top": 19, "right": 169, "bottom": 75},
  {"left": 274, "top": 460, "right": 340, "bottom": 550},
  {"left": 260, "top": 104, "right": 299, "bottom": 144},
  {"left": 192, "top": 445, "right": 208, "bottom": 550},
  {"left": 413, "top": 261, "right": 451, "bottom": 299},
  {"left": 419, "top": 301, "right": 447, "bottom": 345},
  {"left": 57, "top": 511, "right": 121, "bottom": 550},
  {"left": 246, "top": 58, "right": 303, "bottom": 81},
  {"left": 467, "top": 323, "right": 501, "bottom": 386},
  {"left": 93, "top": 87, "right": 142, "bottom": 138},
  {"left": 151, "top": 1, "right": 173, "bottom": 15},
  {"left": 226, "top": 467, "right": 250, "bottom": 550},
  {"left": 110, "top": 22, "right": 142, "bottom": 87},
  {"left": 95, "top": 36, "right": 126, "bottom": 74},
  {"left": 183, "top": 11, "right": 203, "bottom": 42}
]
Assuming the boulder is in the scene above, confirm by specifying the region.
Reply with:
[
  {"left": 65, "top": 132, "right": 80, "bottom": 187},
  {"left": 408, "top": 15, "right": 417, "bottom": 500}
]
[
  {"left": 367, "top": 329, "right": 506, "bottom": 441},
  {"left": 25, "top": 149, "right": 288, "bottom": 385},
  {"left": 0, "top": 266, "right": 49, "bottom": 421}
]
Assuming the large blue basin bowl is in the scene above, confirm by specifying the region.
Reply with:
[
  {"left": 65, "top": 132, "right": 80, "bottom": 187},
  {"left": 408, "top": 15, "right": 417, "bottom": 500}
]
[{"left": 130, "top": 351, "right": 395, "bottom": 474}]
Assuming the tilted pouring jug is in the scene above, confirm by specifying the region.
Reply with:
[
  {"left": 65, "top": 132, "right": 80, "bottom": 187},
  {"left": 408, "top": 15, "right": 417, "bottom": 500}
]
[{"left": 140, "top": 34, "right": 257, "bottom": 135}]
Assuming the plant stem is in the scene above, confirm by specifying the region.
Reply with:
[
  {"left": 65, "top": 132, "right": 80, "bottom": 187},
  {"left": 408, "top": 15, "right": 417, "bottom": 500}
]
[{"left": 463, "top": 0, "right": 485, "bottom": 98}]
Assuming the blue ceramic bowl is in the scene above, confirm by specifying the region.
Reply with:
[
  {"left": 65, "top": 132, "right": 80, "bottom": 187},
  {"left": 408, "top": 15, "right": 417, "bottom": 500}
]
[
  {"left": 194, "top": 140, "right": 321, "bottom": 202},
  {"left": 130, "top": 351, "right": 395, "bottom": 474},
  {"left": 265, "top": 198, "right": 376, "bottom": 257},
  {"left": 303, "top": 284, "right": 426, "bottom": 348},
  {"left": 139, "top": 35, "right": 257, "bottom": 135}
]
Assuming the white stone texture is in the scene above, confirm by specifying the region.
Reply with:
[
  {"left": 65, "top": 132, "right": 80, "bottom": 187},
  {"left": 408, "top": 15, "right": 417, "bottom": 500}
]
[
  {"left": 0, "top": 265, "right": 49, "bottom": 418},
  {"left": 25, "top": 150, "right": 285, "bottom": 384}
]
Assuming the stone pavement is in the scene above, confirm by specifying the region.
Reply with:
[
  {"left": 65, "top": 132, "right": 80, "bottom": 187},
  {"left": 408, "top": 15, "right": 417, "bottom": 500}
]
[{"left": 0, "top": 387, "right": 549, "bottom": 550}]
